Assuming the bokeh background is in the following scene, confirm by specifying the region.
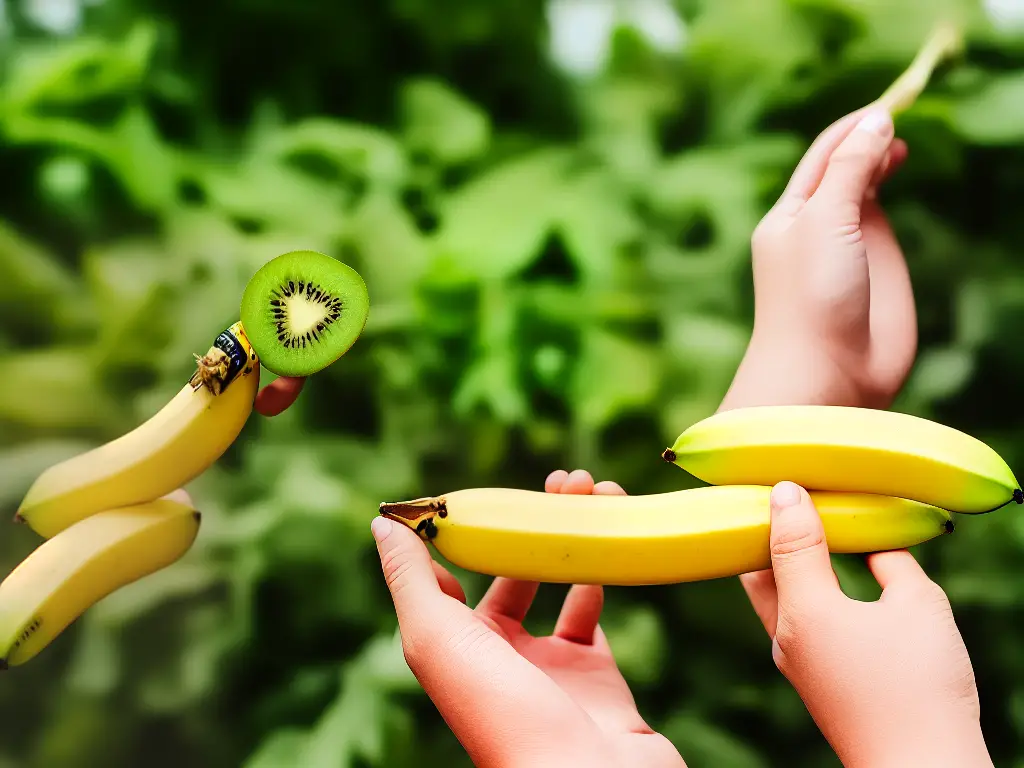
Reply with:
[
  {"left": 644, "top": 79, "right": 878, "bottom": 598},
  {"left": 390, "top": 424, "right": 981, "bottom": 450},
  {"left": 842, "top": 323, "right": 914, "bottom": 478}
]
[{"left": 2, "top": 0, "right": 1024, "bottom": 765}]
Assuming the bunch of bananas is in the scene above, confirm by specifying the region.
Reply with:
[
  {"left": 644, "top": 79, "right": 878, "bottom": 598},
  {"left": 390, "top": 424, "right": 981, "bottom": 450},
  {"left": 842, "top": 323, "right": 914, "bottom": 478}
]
[
  {"left": 0, "top": 322, "right": 262, "bottom": 668},
  {"left": 379, "top": 405, "right": 1022, "bottom": 586}
]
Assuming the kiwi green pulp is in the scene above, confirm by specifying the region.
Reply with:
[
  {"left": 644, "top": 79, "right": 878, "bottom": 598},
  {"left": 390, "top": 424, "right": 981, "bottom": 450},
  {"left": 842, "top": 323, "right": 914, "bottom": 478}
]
[{"left": 240, "top": 250, "right": 370, "bottom": 377}]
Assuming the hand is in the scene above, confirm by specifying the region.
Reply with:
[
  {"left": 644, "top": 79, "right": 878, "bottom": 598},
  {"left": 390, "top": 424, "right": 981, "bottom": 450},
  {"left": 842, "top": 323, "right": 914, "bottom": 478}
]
[
  {"left": 370, "top": 469, "right": 684, "bottom": 768},
  {"left": 720, "top": 105, "right": 916, "bottom": 412},
  {"left": 741, "top": 481, "right": 992, "bottom": 768},
  {"left": 254, "top": 376, "right": 305, "bottom": 416}
]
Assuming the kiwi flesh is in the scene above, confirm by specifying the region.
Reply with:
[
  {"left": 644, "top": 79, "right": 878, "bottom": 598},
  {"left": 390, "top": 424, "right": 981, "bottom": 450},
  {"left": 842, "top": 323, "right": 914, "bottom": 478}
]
[{"left": 240, "top": 250, "right": 370, "bottom": 377}]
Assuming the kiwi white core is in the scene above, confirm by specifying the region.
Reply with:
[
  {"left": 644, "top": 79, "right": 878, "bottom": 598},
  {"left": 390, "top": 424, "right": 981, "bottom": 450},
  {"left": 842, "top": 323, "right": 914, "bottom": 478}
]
[{"left": 269, "top": 278, "right": 343, "bottom": 349}]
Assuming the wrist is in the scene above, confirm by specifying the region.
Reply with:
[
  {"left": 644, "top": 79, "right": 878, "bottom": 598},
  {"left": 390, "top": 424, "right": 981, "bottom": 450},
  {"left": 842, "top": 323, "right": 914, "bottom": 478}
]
[
  {"left": 839, "top": 720, "right": 992, "bottom": 768},
  {"left": 717, "top": 334, "right": 876, "bottom": 413}
]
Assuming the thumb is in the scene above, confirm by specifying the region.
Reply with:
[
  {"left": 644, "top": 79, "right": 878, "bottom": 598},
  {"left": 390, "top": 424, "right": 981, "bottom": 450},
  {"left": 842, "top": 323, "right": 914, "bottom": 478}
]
[
  {"left": 811, "top": 107, "right": 894, "bottom": 214},
  {"left": 768, "top": 482, "right": 842, "bottom": 611},
  {"left": 371, "top": 516, "right": 464, "bottom": 648}
]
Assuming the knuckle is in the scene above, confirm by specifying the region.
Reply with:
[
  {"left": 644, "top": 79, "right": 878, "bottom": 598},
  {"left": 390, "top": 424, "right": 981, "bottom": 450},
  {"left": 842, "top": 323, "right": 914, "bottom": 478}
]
[
  {"left": 770, "top": 523, "right": 824, "bottom": 558},
  {"left": 751, "top": 214, "right": 786, "bottom": 252},
  {"left": 444, "top": 619, "right": 493, "bottom": 657},
  {"left": 772, "top": 617, "right": 802, "bottom": 672},
  {"left": 400, "top": 632, "right": 427, "bottom": 672},
  {"left": 380, "top": 547, "right": 415, "bottom": 593},
  {"left": 909, "top": 576, "right": 950, "bottom": 607}
]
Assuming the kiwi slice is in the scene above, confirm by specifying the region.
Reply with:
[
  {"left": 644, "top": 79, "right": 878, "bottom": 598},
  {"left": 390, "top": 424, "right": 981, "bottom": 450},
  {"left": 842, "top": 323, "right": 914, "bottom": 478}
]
[{"left": 240, "top": 250, "right": 370, "bottom": 377}]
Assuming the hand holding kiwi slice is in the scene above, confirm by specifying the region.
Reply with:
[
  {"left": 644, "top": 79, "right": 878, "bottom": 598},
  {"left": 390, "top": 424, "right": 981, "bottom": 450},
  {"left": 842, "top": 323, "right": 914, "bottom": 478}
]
[{"left": 240, "top": 250, "right": 370, "bottom": 377}]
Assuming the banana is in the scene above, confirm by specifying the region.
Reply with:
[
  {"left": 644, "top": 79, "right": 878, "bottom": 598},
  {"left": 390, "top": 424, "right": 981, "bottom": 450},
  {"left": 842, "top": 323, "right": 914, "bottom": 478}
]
[
  {"left": 0, "top": 492, "right": 201, "bottom": 667},
  {"left": 378, "top": 485, "right": 953, "bottom": 586},
  {"left": 662, "top": 405, "right": 1022, "bottom": 515},
  {"left": 15, "top": 322, "right": 260, "bottom": 539}
]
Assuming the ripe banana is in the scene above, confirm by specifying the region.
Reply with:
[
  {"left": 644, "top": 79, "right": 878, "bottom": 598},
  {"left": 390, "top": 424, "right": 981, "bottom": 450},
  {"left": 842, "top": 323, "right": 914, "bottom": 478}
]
[
  {"left": 0, "top": 492, "right": 201, "bottom": 667},
  {"left": 378, "top": 486, "right": 953, "bottom": 586},
  {"left": 15, "top": 322, "right": 261, "bottom": 539},
  {"left": 662, "top": 405, "right": 1022, "bottom": 515}
]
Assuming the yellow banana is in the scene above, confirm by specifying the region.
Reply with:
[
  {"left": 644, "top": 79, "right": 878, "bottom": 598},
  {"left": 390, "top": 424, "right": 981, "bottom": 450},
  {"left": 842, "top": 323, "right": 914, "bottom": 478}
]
[
  {"left": 0, "top": 492, "right": 201, "bottom": 667},
  {"left": 15, "top": 322, "right": 260, "bottom": 539},
  {"left": 662, "top": 405, "right": 1022, "bottom": 515},
  {"left": 378, "top": 486, "right": 953, "bottom": 586}
]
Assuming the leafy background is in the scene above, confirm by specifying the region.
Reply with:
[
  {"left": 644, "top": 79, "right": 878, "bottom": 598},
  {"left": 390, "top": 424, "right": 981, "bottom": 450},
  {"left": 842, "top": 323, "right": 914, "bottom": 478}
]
[{"left": 1, "top": 0, "right": 1024, "bottom": 765}]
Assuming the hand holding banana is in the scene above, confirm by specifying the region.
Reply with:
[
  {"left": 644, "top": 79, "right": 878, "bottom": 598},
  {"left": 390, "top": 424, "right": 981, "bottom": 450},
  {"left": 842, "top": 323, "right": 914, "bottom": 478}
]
[{"left": 380, "top": 405, "right": 1021, "bottom": 586}]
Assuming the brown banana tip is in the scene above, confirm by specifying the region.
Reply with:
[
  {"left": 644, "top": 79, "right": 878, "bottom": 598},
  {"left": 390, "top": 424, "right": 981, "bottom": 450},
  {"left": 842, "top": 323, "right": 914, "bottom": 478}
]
[
  {"left": 661, "top": 448, "right": 677, "bottom": 463},
  {"left": 193, "top": 511, "right": 202, "bottom": 523},
  {"left": 1014, "top": 489, "right": 1023, "bottom": 505},
  {"left": 12, "top": 513, "right": 24, "bottom": 524},
  {"left": 944, "top": 519, "right": 955, "bottom": 534}
]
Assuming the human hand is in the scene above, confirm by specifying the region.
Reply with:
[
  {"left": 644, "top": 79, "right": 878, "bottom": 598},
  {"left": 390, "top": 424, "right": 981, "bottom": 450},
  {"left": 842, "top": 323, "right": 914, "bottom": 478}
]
[
  {"left": 741, "top": 481, "right": 992, "bottom": 768},
  {"left": 720, "top": 105, "right": 916, "bottom": 412},
  {"left": 254, "top": 376, "right": 305, "bottom": 416},
  {"left": 370, "top": 469, "right": 684, "bottom": 768}
]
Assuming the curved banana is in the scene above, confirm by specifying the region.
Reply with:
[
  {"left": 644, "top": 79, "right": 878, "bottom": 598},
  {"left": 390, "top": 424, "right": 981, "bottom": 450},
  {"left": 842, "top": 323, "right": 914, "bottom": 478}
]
[
  {"left": 0, "top": 492, "right": 201, "bottom": 667},
  {"left": 379, "top": 485, "right": 953, "bottom": 586},
  {"left": 15, "top": 322, "right": 260, "bottom": 539},
  {"left": 662, "top": 405, "right": 1022, "bottom": 515}
]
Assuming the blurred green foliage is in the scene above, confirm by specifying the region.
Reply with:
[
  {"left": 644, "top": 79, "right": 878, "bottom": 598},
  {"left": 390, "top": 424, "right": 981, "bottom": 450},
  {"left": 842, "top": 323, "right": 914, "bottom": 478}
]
[{"left": 1, "top": 0, "right": 1024, "bottom": 765}]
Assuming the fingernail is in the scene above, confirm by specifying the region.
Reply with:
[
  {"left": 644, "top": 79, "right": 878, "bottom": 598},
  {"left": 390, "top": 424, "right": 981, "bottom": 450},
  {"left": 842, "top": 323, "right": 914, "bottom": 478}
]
[
  {"left": 856, "top": 108, "right": 893, "bottom": 137},
  {"left": 371, "top": 516, "right": 393, "bottom": 543},
  {"left": 771, "top": 482, "right": 802, "bottom": 510}
]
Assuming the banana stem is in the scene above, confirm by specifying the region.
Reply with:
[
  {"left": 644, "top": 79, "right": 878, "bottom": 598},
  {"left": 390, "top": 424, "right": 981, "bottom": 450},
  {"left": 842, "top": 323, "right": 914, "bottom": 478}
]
[
  {"left": 379, "top": 498, "right": 446, "bottom": 540},
  {"left": 876, "top": 18, "right": 963, "bottom": 114}
]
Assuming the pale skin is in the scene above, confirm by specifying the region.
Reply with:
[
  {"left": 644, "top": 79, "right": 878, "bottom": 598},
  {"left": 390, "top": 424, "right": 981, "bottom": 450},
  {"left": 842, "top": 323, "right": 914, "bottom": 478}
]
[{"left": 259, "top": 106, "right": 994, "bottom": 766}]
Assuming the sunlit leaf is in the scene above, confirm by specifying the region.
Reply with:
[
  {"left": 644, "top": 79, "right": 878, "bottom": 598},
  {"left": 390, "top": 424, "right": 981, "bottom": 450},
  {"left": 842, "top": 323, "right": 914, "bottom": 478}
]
[
  {"left": 951, "top": 72, "right": 1024, "bottom": 144},
  {"left": 432, "top": 148, "right": 573, "bottom": 280},
  {"left": 400, "top": 78, "right": 491, "bottom": 165},
  {"left": 572, "top": 329, "right": 661, "bottom": 430}
]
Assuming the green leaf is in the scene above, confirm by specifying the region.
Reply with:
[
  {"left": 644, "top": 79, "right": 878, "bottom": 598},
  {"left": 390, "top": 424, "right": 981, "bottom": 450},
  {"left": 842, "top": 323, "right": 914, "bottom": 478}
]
[
  {"left": 0, "top": 347, "right": 123, "bottom": 434},
  {"left": 951, "top": 72, "right": 1024, "bottom": 144},
  {"left": 1, "top": 22, "right": 156, "bottom": 109},
  {"left": 432, "top": 148, "right": 572, "bottom": 280},
  {"left": 555, "top": 167, "right": 640, "bottom": 283},
  {"left": 660, "top": 710, "right": 769, "bottom": 768},
  {"left": 572, "top": 329, "right": 661, "bottom": 430},
  {"left": 902, "top": 345, "right": 975, "bottom": 404},
  {"left": 259, "top": 117, "right": 408, "bottom": 188},
  {"left": 400, "top": 78, "right": 491, "bottom": 165},
  {"left": 604, "top": 603, "right": 667, "bottom": 685}
]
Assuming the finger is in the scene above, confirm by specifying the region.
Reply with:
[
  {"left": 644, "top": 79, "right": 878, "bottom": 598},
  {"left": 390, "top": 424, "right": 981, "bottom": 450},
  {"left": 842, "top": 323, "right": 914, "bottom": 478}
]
[
  {"left": 475, "top": 578, "right": 540, "bottom": 624},
  {"left": 881, "top": 139, "right": 908, "bottom": 183},
  {"left": 372, "top": 517, "right": 456, "bottom": 622},
  {"left": 432, "top": 560, "right": 467, "bottom": 604},
  {"left": 739, "top": 570, "right": 779, "bottom": 637},
  {"left": 553, "top": 584, "right": 604, "bottom": 644},
  {"left": 767, "top": 482, "right": 844, "bottom": 611},
  {"left": 863, "top": 196, "right": 917, "bottom": 382},
  {"left": 560, "top": 469, "right": 595, "bottom": 494},
  {"left": 775, "top": 108, "right": 869, "bottom": 212},
  {"left": 867, "top": 139, "right": 909, "bottom": 197},
  {"left": 865, "top": 549, "right": 932, "bottom": 593},
  {"left": 371, "top": 519, "right": 584, "bottom": 764},
  {"left": 811, "top": 108, "right": 895, "bottom": 214},
  {"left": 593, "top": 480, "right": 627, "bottom": 496},
  {"left": 592, "top": 624, "right": 614, "bottom": 655},
  {"left": 163, "top": 488, "right": 194, "bottom": 506},
  {"left": 255, "top": 376, "right": 306, "bottom": 416},
  {"left": 545, "top": 470, "right": 569, "bottom": 493}
]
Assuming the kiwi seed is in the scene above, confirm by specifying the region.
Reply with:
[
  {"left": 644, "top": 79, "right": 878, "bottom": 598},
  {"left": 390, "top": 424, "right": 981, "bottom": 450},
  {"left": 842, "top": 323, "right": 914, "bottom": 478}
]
[{"left": 239, "top": 250, "right": 370, "bottom": 377}]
